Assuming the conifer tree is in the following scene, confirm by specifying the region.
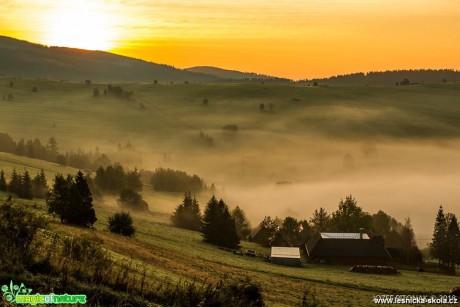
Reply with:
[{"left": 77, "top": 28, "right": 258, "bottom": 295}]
[
  {"left": 71, "top": 171, "right": 97, "bottom": 226},
  {"left": 310, "top": 207, "right": 331, "bottom": 232},
  {"left": 32, "top": 169, "right": 48, "bottom": 199},
  {"left": 232, "top": 206, "right": 251, "bottom": 240},
  {"left": 47, "top": 174, "right": 71, "bottom": 223},
  {"left": 202, "top": 196, "right": 240, "bottom": 248},
  {"left": 20, "top": 170, "right": 33, "bottom": 199},
  {"left": 447, "top": 214, "right": 460, "bottom": 272},
  {"left": 430, "top": 206, "right": 448, "bottom": 267},
  {"left": 171, "top": 191, "right": 202, "bottom": 231},
  {"left": 0, "top": 170, "right": 7, "bottom": 192},
  {"left": 47, "top": 171, "right": 96, "bottom": 227},
  {"left": 8, "top": 168, "right": 21, "bottom": 195}
]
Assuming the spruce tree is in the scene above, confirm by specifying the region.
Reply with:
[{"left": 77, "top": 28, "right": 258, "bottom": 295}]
[
  {"left": 202, "top": 195, "right": 220, "bottom": 245},
  {"left": 0, "top": 170, "right": 7, "bottom": 192},
  {"left": 20, "top": 170, "right": 33, "bottom": 199},
  {"left": 171, "top": 191, "right": 201, "bottom": 231},
  {"left": 430, "top": 206, "right": 448, "bottom": 267},
  {"left": 8, "top": 168, "right": 21, "bottom": 195},
  {"left": 32, "top": 169, "right": 48, "bottom": 199},
  {"left": 447, "top": 214, "right": 460, "bottom": 271},
  {"left": 232, "top": 206, "right": 251, "bottom": 240},
  {"left": 71, "top": 171, "right": 97, "bottom": 226},
  {"left": 202, "top": 196, "right": 240, "bottom": 248},
  {"left": 217, "top": 199, "right": 240, "bottom": 249},
  {"left": 47, "top": 174, "right": 71, "bottom": 223}
]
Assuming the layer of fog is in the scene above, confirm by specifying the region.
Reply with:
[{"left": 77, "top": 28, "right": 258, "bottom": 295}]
[{"left": 136, "top": 136, "right": 460, "bottom": 247}]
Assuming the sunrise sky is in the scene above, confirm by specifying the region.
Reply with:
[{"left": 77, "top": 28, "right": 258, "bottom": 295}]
[{"left": 1, "top": 0, "right": 460, "bottom": 79}]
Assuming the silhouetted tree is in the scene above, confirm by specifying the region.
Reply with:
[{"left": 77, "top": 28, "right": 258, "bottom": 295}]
[
  {"left": 108, "top": 211, "right": 136, "bottom": 237},
  {"left": 259, "top": 103, "right": 265, "bottom": 111},
  {"left": 0, "top": 170, "right": 7, "bottom": 192},
  {"left": 125, "top": 168, "right": 142, "bottom": 192},
  {"left": 447, "top": 215, "right": 460, "bottom": 272},
  {"left": 252, "top": 216, "right": 279, "bottom": 247},
  {"left": 47, "top": 172, "right": 97, "bottom": 227},
  {"left": 202, "top": 98, "right": 209, "bottom": 106},
  {"left": 171, "top": 191, "right": 202, "bottom": 231},
  {"left": 20, "top": 170, "right": 33, "bottom": 199},
  {"left": 47, "top": 174, "right": 71, "bottom": 223},
  {"left": 310, "top": 207, "right": 331, "bottom": 232},
  {"left": 202, "top": 196, "right": 240, "bottom": 248},
  {"left": 231, "top": 206, "right": 251, "bottom": 240},
  {"left": 430, "top": 206, "right": 448, "bottom": 267},
  {"left": 8, "top": 168, "right": 21, "bottom": 195},
  {"left": 330, "top": 195, "right": 371, "bottom": 232},
  {"left": 32, "top": 169, "right": 48, "bottom": 199},
  {"left": 93, "top": 88, "right": 100, "bottom": 97},
  {"left": 32, "top": 86, "right": 38, "bottom": 92},
  {"left": 272, "top": 217, "right": 301, "bottom": 247},
  {"left": 400, "top": 218, "right": 419, "bottom": 264}
]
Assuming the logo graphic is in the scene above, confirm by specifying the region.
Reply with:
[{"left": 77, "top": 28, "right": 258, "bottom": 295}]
[{"left": 1, "top": 280, "right": 86, "bottom": 305}]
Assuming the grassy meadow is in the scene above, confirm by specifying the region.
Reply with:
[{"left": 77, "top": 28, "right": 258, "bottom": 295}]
[{"left": 1, "top": 77, "right": 460, "bottom": 305}]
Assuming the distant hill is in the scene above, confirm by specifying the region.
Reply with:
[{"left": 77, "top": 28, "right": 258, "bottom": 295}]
[
  {"left": 0, "top": 36, "right": 216, "bottom": 83},
  {"left": 186, "top": 66, "right": 291, "bottom": 82},
  {"left": 301, "top": 69, "right": 460, "bottom": 86}
]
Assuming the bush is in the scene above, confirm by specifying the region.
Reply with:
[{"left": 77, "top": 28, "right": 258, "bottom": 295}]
[
  {"left": 0, "top": 200, "right": 48, "bottom": 267},
  {"left": 108, "top": 211, "right": 136, "bottom": 237},
  {"left": 117, "top": 188, "right": 148, "bottom": 211}
]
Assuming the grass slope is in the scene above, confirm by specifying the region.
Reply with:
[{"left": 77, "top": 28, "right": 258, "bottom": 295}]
[{"left": 1, "top": 189, "right": 458, "bottom": 306}]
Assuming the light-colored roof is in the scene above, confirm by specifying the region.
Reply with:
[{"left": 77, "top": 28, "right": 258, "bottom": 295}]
[
  {"left": 320, "top": 232, "right": 370, "bottom": 239},
  {"left": 271, "top": 247, "right": 300, "bottom": 259}
]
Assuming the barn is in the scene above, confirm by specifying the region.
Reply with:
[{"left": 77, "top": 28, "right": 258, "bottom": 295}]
[
  {"left": 271, "top": 247, "right": 301, "bottom": 266},
  {"left": 305, "top": 232, "right": 391, "bottom": 265}
]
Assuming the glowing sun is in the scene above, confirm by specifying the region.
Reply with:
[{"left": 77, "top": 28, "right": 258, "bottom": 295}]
[{"left": 44, "top": 1, "right": 116, "bottom": 50}]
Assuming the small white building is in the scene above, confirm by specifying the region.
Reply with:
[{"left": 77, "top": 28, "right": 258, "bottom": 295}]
[{"left": 271, "top": 247, "right": 301, "bottom": 266}]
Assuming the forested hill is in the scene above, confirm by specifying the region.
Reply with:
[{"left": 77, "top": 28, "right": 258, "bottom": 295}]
[
  {"left": 301, "top": 69, "right": 460, "bottom": 85},
  {"left": 186, "top": 66, "right": 291, "bottom": 83},
  {"left": 0, "top": 36, "right": 216, "bottom": 83}
]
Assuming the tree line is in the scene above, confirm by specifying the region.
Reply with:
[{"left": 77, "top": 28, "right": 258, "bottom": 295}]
[
  {"left": 299, "top": 69, "right": 460, "bottom": 86},
  {"left": 148, "top": 167, "right": 207, "bottom": 193},
  {"left": 0, "top": 132, "right": 112, "bottom": 170},
  {"left": 171, "top": 193, "right": 422, "bottom": 264},
  {"left": 0, "top": 168, "right": 48, "bottom": 199},
  {"left": 251, "top": 195, "right": 421, "bottom": 263}
]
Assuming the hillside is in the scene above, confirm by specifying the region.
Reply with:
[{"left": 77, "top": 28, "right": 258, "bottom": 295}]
[
  {"left": 1, "top": 77, "right": 460, "bottom": 243},
  {"left": 1, "top": 187, "right": 459, "bottom": 306},
  {"left": 186, "top": 66, "right": 289, "bottom": 82},
  {"left": 302, "top": 69, "right": 460, "bottom": 85},
  {"left": 0, "top": 36, "right": 216, "bottom": 83}
]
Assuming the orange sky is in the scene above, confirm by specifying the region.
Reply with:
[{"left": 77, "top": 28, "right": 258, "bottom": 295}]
[{"left": 2, "top": 0, "right": 460, "bottom": 79}]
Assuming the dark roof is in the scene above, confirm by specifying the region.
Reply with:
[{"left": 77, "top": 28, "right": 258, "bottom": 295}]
[{"left": 306, "top": 233, "right": 390, "bottom": 259}]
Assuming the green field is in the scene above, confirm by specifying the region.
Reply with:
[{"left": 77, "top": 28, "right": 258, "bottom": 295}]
[{"left": 1, "top": 77, "right": 460, "bottom": 305}]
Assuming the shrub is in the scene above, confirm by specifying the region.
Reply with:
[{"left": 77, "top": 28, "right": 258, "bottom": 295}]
[
  {"left": 0, "top": 200, "right": 48, "bottom": 267},
  {"left": 108, "top": 211, "right": 136, "bottom": 237},
  {"left": 117, "top": 188, "right": 148, "bottom": 211}
]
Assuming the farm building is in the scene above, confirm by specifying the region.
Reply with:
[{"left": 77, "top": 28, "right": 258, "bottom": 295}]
[
  {"left": 305, "top": 232, "right": 390, "bottom": 265},
  {"left": 271, "top": 247, "right": 301, "bottom": 266}
]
